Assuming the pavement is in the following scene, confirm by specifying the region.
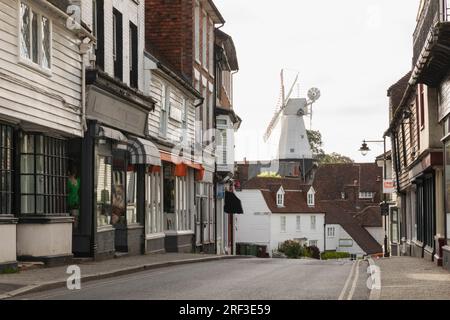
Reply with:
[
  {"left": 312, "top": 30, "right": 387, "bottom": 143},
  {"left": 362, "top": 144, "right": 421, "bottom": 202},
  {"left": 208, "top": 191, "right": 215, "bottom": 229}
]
[
  {"left": 0, "top": 253, "right": 249, "bottom": 300},
  {"left": 12, "top": 258, "right": 370, "bottom": 300},
  {"left": 371, "top": 256, "right": 450, "bottom": 300}
]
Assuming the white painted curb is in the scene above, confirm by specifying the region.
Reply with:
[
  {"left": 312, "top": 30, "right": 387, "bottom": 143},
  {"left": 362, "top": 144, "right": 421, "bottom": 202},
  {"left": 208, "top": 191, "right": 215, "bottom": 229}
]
[{"left": 367, "top": 257, "right": 381, "bottom": 300}]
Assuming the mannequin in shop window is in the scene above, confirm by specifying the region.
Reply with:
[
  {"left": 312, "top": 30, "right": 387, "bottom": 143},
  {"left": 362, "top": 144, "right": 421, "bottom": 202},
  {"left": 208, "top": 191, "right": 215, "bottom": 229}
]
[{"left": 67, "top": 166, "right": 81, "bottom": 231}]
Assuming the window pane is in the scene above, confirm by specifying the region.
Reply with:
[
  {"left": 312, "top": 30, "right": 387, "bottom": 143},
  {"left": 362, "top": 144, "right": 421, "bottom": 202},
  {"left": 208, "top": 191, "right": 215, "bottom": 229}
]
[
  {"left": 21, "top": 175, "right": 35, "bottom": 194},
  {"left": 21, "top": 195, "right": 35, "bottom": 214},
  {"left": 41, "top": 16, "right": 51, "bottom": 69},
  {"left": 31, "top": 11, "right": 38, "bottom": 64},
  {"left": 21, "top": 134, "right": 34, "bottom": 153},
  {"left": 36, "top": 195, "right": 44, "bottom": 214},
  {"left": 36, "top": 175, "right": 44, "bottom": 194},
  {"left": 20, "top": 3, "right": 31, "bottom": 59},
  {"left": 21, "top": 155, "right": 34, "bottom": 174}
]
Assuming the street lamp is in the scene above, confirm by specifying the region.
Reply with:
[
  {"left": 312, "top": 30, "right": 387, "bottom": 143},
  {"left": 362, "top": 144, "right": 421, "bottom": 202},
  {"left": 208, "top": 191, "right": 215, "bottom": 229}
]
[{"left": 359, "top": 138, "right": 390, "bottom": 258}]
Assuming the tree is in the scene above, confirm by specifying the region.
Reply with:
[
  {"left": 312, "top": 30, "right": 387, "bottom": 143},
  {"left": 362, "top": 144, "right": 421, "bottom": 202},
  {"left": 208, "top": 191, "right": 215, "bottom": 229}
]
[
  {"left": 307, "top": 130, "right": 354, "bottom": 164},
  {"left": 319, "top": 153, "right": 354, "bottom": 164},
  {"left": 306, "top": 130, "right": 325, "bottom": 156},
  {"left": 257, "top": 172, "right": 281, "bottom": 178}
]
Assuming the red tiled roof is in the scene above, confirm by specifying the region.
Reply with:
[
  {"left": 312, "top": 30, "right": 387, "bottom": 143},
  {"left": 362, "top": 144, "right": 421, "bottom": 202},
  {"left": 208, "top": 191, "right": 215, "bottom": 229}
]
[{"left": 261, "top": 190, "right": 324, "bottom": 214}]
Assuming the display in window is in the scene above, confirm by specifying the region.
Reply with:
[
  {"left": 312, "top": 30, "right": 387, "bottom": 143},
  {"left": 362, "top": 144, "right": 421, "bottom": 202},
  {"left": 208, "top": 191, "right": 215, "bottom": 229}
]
[
  {"left": 96, "top": 155, "right": 112, "bottom": 227},
  {"left": 67, "top": 165, "right": 80, "bottom": 231},
  {"left": 112, "top": 170, "right": 126, "bottom": 225}
]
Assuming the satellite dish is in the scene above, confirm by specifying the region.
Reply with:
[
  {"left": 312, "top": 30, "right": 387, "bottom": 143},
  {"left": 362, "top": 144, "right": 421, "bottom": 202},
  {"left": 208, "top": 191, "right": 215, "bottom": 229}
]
[{"left": 307, "top": 88, "right": 321, "bottom": 102}]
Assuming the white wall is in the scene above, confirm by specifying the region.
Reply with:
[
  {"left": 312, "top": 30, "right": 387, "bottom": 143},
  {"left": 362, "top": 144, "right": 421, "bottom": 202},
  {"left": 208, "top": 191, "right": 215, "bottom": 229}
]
[
  {"left": 270, "top": 213, "right": 325, "bottom": 254},
  {"left": 325, "top": 224, "right": 366, "bottom": 257},
  {"left": 81, "top": 0, "right": 145, "bottom": 91},
  {"left": 0, "top": 224, "right": 16, "bottom": 263},
  {"left": 17, "top": 223, "right": 73, "bottom": 257},
  {"left": 0, "top": 0, "right": 84, "bottom": 136},
  {"left": 235, "top": 190, "right": 271, "bottom": 248},
  {"left": 147, "top": 71, "right": 196, "bottom": 145},
  {"left": 366, "top": 227, "right": 384, "bottom": 246}
]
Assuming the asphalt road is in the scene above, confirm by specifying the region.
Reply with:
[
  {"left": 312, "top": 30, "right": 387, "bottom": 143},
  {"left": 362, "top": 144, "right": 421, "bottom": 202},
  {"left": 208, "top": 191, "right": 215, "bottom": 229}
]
[{"left": 16, "top": 258, "right": 370, "bottom": 300}]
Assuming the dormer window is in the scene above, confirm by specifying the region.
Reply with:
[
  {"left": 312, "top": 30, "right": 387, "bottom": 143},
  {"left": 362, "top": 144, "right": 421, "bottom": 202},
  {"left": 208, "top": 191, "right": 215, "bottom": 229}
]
[
  {"left": 276, "top": 186, "right": 285, "bottom": 207},
  {"left": 307, "top": 187, "right": 315, "bottom": 207}
]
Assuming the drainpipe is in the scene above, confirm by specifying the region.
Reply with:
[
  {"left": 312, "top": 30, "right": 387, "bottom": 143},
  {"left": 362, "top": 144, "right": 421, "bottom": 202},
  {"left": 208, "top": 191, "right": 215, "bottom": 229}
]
[{"left": 79, "top": 42, "right": 89, "bottom": 133}]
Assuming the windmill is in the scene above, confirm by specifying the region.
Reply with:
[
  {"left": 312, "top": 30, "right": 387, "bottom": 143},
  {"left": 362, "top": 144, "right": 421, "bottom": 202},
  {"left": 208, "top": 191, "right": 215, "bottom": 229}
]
[{"left": 263, "top": 69, "right": 321, "bottom": 162}]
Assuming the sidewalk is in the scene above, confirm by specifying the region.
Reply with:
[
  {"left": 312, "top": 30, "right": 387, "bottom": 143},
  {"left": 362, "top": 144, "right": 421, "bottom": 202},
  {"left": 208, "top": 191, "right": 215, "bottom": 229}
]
[
  {"left": 373, "top": 256, "right": 450, "bottom": 300},
  {"left": 0, "top": 253, "right": 250, "bottom": 299}
]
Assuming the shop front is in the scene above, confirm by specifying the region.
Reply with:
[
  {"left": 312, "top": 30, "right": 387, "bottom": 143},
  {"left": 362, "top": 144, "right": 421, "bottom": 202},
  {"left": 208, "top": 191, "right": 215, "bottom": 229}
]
[
  {"left": 159, "top": 151, "right": 203, "bottom": 253},
  {"left": 73, "top": 70, "right": 156, "bottom": 259}
]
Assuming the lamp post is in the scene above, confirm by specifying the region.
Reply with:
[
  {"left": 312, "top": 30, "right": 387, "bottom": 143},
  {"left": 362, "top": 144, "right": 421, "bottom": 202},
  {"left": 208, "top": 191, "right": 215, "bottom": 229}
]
[{"left": 359, "top": 138, "right": 390, "bottom": 258}]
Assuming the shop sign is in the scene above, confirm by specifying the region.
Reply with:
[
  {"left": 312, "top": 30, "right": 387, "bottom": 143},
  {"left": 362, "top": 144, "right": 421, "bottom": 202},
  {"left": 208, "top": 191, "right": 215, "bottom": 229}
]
[{"left": 383, "top": 179, "right": 396, "bottom": 194}]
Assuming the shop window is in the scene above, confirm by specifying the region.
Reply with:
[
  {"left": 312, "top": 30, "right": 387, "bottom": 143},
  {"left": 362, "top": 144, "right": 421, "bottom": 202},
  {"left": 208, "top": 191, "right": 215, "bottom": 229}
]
[
  {"left": 0, "top": 125, "right": 13, "bottom": 215},
  {"left": 163, "top": 164, "right": 175, "bottom": 214},
  {"left": 96, "top": 154, "right": 112, "bottom": 228},
  {"left": 112, "top": 150, "right": 126, "bottom": 225},
  {"left": 20, "top": 134, "right": 68, "bottom": 215},
  {"left": 126, "top": 165, "right": 137, "bottom": 224},
  {"left": 446, "top": 140, "right": 450, "bottom": 241}
]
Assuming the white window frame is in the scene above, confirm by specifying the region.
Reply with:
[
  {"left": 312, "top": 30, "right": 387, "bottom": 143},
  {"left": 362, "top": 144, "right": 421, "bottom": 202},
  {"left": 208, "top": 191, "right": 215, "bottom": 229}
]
[
  {"left": 309, "top": 240, "right": 318, "bottom": 247},
  {"left": 296, "top": 216, "right": 301, "bottom": 232},
  {"left": 280, "top": 216, "right": 286, "bottom": 233},
  {"left": 159, "top": 83, "right": 170, "bottom": 138},
  {"left": 359, "top": 192, "right": 375, "bottom": 199},
  {"left": 310, "top": 215, "right": 316, "bottom": 230},
  {"left": 18, "top": 1, "right": 53, "bottom": 75},
  {"left": 307, "top": 188, "right": 315, "bottom": 207},
  {"left": 276, "top": 187, "right": 285, "bottom": 208},
  {"left": 327, "top": 226, "right": 336, "bottom": 238}
]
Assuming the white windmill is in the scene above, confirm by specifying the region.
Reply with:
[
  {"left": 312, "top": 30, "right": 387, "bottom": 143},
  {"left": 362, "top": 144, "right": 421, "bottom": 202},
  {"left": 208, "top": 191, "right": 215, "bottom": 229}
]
[{"left": 263, "top": 69, "right": 321, "bottom": 162}]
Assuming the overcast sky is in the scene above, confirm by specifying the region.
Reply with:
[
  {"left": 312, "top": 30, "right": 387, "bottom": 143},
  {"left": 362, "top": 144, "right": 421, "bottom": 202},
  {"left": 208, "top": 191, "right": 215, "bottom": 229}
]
[{"left": 214, "top": 0, "right": 420, "bottom": 163}]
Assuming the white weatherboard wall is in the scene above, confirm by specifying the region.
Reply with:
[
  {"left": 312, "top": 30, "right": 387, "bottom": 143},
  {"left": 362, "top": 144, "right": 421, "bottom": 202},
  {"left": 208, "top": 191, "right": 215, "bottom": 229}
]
[
  {"left": 0, "top": 0, "right": 84, "bottom": 136},
  {"left": 325, "top": 225, "right": 365, "bottom": 256},
  {"left": 0, "top": 225, "right": 16, "bottom": 263},
  {"left": 270, "top": 213, "right": 325, "bottom": 254},
  {"left": 235, "top": 190, "right": 271, "bottom": 249},
  {"left": 81, "top": 0, "right": 146, "bottom": 90},
  {"left": 366, "top": 227, "right": 384, "bottom": 246}
]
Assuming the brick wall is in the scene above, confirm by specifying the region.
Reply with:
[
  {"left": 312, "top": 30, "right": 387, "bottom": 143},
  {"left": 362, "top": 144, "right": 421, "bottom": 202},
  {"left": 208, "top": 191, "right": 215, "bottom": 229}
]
[{"left": 145, "top": 0, "right": 194, "bottom": 82}]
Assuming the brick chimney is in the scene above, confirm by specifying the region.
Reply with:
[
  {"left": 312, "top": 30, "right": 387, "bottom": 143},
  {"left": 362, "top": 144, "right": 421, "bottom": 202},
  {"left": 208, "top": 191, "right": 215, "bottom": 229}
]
[{"left": 145, "top": 0, "right": 194, "bottom": 82}]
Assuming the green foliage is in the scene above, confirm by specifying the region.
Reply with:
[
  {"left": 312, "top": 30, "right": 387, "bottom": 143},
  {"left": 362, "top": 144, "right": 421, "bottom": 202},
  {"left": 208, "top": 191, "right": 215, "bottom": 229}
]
[
  {"left": 278, "top": 241, "right": 321, "bottom": 260},
  {"left": 307, "top": 246, "right": 321, "bottom": 260},
  {"left": 257, "top": 172, "right": 281, "bottom": 178},
  {"left": 321, "top": 251, "right": 351, "bottom": 260},
  {"left": 306, "top": 130, "right": 324, "bottom": 155},
  {"left": 278, "top": 240, "right": 303, "bottom": 259},
  {"left": 318, "top": 153, "right": 354, "bottom": 165},
  {"left": 1, "top": 267, "right": 18, "bottom": 274}
]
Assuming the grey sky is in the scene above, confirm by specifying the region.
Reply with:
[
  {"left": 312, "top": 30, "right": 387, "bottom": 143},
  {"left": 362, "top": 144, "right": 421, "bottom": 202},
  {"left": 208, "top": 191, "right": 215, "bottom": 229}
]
[{"left": 214, "top": 0, "right": 420, "bottom": 163}]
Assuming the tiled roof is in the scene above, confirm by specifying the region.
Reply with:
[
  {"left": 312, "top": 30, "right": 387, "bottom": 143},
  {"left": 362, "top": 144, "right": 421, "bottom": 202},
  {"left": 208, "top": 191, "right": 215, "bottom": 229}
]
[
  {"left": 387, "top": 71, "right": 412, "bottom": 112},
  {"left": 313, "top": 163, "right": 382, "bottom": 202},
  {"left": 242, "top": 166, "right": 383, "bottom": 255},
  {"left": 354, "top": 206, "right": 383, "bottom": 228}
]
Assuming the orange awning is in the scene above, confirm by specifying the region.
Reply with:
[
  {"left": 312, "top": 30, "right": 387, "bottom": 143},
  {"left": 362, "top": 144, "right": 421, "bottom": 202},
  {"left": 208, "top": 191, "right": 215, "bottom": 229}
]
[{"left": 160, "top": 152, "right": 204, "bottom": 171}]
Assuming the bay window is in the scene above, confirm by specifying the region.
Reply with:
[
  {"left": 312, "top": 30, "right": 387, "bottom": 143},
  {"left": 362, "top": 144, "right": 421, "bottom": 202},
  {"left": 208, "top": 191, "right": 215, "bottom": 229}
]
[
  {"left": 20, "top": 133, "right": 67, "bottom": 215},
  {"left": 0, "top": 125, "right": 13, "bottom": 215},
  {"left": 20, "top": 2, "right": 52, "bottom": 70}
]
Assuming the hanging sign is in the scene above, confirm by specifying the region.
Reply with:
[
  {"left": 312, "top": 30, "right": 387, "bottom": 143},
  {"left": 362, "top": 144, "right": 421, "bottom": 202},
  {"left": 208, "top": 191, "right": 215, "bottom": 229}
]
[{"left": 383, "top": 179, "right": 396, "bottom": 194}]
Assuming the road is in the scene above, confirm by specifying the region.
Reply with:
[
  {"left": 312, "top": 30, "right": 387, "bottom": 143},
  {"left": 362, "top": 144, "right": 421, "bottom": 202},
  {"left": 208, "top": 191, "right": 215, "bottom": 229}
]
[{"left": 15, "top": 258, "right": 370, "bottom": 300}]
